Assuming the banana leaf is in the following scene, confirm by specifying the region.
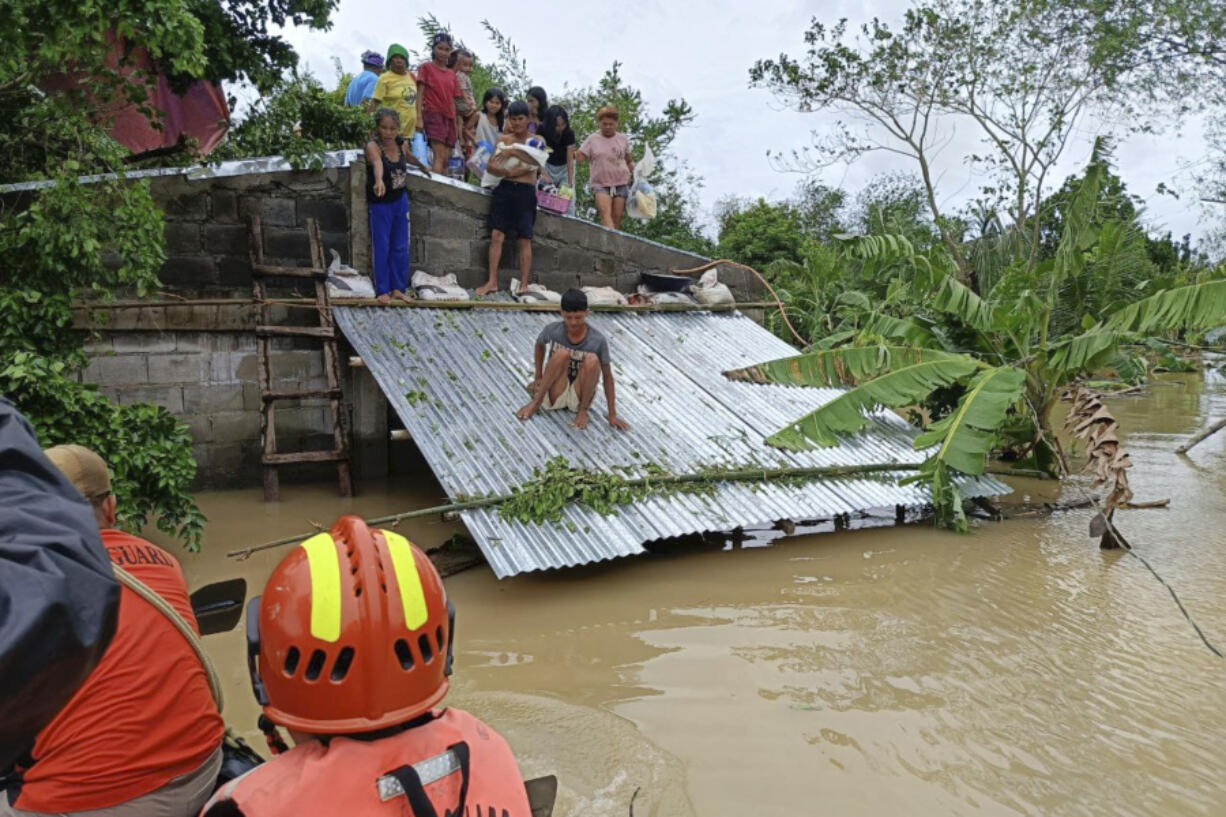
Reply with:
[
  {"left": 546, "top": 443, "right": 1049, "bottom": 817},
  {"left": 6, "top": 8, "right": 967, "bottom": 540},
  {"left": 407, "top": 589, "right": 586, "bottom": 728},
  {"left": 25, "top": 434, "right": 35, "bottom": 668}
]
[
  {"left": 765, "top": 355, "right": 984, "bottom": 450},
  {"left": 912, "top": 366, "right": 1026, "bottom": 475}
]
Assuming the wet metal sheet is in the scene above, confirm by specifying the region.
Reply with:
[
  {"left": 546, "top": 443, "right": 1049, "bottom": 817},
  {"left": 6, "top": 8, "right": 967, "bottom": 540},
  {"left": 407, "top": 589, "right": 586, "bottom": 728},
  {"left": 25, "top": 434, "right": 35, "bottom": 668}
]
[{"left": 335, "top": 308, "right": 1009, "bottom": 578}]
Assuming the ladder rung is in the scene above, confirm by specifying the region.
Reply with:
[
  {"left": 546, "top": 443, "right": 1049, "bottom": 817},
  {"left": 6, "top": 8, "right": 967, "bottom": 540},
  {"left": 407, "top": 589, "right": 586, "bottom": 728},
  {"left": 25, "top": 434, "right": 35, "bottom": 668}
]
[
  {"left": 262, "top": 450, "right": 349, "bottom": 465},
  {"left": 262, "top": 388, "right": 343, "bottom": 402},
  {"left": 252, "top": 264, "right": 328, "bottom": 279},
  {"left": 255, "top": 325, "right": 335, "bottom": 339}
]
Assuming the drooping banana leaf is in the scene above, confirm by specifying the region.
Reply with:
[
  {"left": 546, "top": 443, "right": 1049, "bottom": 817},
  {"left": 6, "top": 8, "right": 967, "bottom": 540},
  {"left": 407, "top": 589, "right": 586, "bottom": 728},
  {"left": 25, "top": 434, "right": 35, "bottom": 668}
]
[
  {"left": 1104, "top": 279, "right": 1226, "bottom": 333},
  {"left": 1046, "top": 329, "right": 1124, "bottom": 375},
  {"left": 860, "top": 313, "right": 946, "bottom": 349},
  {"left": 764, "top": 355, "right": 984, "bottom": 450},
  {"left": 724, "top": 345, "right": 964, "bottom": 387},
  {"left": 1051, "top": 141, "right": 1109, "bottom": 288},
  {"left": 931, "top": 274, "right": 995, "bottom": 333},
  {"left": 912, "top": 366, "right": 1026, "bottom": 475}
]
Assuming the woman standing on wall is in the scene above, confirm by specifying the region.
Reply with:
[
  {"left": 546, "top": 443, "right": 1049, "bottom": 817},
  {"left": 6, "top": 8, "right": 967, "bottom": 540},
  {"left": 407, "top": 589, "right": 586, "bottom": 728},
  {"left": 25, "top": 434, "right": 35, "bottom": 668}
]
[
  {"left": 576, "top": 105, "right": 634, "bottom": 230},
  {"left": 366, "top": 108, "right": 429, "bottom": 304},
  {"left": 416, "top": 32, "right": 460, "bottom": 175},
  {"left": 541, "top": 105, "right": 576, "bottom": 192}
]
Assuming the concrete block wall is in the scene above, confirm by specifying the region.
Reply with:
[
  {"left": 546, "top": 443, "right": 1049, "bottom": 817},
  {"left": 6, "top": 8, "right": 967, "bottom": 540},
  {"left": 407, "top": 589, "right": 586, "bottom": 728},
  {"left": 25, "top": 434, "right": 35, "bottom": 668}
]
[
  {"left": 80, "top": 323, "right": 338, "bottom": 489},
  {"left": 75, "top": 158, "right": 759, "bottom": 488}
]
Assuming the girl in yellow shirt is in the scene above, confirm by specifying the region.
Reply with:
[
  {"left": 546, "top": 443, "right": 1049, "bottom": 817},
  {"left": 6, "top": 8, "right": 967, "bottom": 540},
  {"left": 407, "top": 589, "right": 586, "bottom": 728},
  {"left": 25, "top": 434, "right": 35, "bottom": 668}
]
[{"left": 369, "top": 44, "right": 419, "bottom": 137}]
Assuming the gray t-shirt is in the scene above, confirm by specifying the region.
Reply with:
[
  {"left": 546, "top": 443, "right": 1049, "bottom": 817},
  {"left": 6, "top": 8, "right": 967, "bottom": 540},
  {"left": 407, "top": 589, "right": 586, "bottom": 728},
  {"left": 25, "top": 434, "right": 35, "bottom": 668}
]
[{"left": 536, "top": 321, "right": 610, "bottom": 364}]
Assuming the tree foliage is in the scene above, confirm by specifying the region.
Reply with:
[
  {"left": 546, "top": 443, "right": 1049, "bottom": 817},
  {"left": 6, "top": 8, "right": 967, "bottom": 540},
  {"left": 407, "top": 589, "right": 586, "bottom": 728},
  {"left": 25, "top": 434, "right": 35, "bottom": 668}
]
[
  {"left": 728, "top": 149, "right": 1226, "bottom": 529},
  {"left": 750, "top": 0, "right": 1226, "bottom": 291},
  {"left": 0, "top": 0, "right": 337, "bottom": 548}
]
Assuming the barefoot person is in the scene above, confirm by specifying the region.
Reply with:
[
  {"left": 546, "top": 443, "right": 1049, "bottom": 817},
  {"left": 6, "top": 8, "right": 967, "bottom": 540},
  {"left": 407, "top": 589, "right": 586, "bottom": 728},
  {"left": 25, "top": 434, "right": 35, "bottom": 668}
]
[
  {"left": 516, "top": 289, "right": 631, "bottom": 431},
  {"left": 365, "top": 108, "right": 429, "bottom": 304},
  {"left": 476, "top": 100, "right": 542, "bottom": 296}
]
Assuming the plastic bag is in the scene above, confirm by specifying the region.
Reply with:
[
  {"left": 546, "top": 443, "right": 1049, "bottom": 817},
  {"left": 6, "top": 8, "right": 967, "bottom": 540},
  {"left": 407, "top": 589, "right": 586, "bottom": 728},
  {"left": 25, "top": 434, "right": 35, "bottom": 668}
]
[
  {"left": 625, "top": 145, "right": 658, "bottom": 221},
  {"left": 692, "top": 267, "right": 735, "bottom": 306},
  {"left": 326, "top": 249, "right": 375, "bottom": 299},
  {"left": 467, "top": 140, "right": 494, "bottom": 179}
]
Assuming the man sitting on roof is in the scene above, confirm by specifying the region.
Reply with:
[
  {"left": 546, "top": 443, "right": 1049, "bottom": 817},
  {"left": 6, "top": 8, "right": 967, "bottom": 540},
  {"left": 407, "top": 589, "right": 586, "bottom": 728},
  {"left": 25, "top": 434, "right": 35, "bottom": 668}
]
[{"left": 516, "top": 289, "right": 631, "bottom": 431}]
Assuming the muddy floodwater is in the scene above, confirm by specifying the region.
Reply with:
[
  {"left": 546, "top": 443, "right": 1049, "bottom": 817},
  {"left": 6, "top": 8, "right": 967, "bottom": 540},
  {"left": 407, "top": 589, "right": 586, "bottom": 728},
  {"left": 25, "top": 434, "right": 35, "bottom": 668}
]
[{"left": 174, "top": 370, "right": 1226, "bottom": 816}]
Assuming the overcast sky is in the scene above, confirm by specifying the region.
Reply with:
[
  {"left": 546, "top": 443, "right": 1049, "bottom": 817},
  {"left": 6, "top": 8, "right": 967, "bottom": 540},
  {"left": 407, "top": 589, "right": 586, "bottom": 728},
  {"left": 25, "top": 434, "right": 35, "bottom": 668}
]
[{"left": 278, "top": 0, "right": 1219, "bottom": 244}]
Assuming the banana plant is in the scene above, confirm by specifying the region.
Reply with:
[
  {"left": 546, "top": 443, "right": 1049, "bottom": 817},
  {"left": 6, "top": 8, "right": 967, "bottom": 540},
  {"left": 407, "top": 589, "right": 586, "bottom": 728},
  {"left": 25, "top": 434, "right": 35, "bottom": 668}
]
[{"left": 727, "top": 145, "right": 1226, "bottom": 529}]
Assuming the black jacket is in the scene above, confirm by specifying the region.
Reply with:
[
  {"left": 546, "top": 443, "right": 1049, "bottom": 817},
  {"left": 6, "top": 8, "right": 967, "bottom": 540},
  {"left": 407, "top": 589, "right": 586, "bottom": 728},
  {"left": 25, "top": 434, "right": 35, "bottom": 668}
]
[{"left": 0, "top": 399, "right": 119, "bottom": 767}]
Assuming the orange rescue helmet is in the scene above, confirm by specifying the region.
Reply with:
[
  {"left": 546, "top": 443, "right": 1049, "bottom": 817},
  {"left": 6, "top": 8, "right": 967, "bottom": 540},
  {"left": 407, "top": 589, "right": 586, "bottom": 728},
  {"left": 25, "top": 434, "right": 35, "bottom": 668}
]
[{"left": 246, "top": 515, "right": 454, "bottom": 734}]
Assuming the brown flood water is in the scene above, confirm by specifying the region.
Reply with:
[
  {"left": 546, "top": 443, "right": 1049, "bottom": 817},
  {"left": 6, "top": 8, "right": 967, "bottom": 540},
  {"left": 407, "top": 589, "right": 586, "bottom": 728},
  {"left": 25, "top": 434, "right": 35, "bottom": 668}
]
[{"left": 171, "top": 371, "right": 1226, "bottom": 817}]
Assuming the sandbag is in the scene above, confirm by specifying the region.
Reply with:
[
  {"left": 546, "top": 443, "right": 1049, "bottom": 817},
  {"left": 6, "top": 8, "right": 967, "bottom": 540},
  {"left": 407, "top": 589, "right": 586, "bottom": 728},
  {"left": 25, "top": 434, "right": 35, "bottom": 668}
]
[
  {"left": 692, "top": 267, "right": 734, "bottom": 306},
  {"left": 510, "top": 279, "right": 561, "bottom": 304},
  {"left": 326, "top": 249, "right": 375, "bottom": 299},
  {"left": 411, "top": 270, "right": 469, "bottom": 301},
  {"left": 582, "top": 286, "right": 628, "bottom": 306},
  {"left": 637, "top": 285, "right": 697, "bottom": 306}
]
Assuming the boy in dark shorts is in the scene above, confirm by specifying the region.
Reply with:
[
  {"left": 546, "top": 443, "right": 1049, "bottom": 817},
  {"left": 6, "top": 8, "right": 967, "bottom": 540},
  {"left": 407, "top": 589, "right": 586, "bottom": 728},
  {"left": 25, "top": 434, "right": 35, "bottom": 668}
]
[
  {"left": 477, "top": 100, "right": 541, "bottom": 296},
  {"left": 516, "top": 289, "right": 631, "bottom": 431}
]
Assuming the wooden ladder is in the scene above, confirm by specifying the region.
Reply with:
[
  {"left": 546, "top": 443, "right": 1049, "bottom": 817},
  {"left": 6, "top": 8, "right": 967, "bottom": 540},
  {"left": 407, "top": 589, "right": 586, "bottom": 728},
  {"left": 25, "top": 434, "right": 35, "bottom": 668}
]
[{"left": 248, "top": 215, "right": 352, "bottom": 502}]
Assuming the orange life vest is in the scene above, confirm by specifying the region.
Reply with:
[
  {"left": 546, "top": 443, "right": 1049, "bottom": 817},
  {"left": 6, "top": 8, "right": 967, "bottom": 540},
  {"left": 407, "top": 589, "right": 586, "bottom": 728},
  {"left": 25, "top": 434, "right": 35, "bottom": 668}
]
[{"left": 201, "top": 708, "right": 531, "bottom": 817}]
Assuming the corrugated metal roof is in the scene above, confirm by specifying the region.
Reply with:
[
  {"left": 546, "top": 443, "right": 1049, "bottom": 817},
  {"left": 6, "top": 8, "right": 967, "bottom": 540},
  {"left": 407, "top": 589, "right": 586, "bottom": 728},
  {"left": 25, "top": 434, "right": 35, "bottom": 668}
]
[{"left": 335, "top": 307, "right": 1009, "bottom": 577}]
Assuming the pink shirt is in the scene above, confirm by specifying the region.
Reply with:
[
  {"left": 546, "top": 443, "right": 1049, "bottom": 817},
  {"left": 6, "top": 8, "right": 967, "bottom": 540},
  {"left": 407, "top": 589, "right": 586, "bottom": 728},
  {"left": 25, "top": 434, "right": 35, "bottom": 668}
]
[{"left": 579, "top": 131, "right": 631, "bottom": 187}]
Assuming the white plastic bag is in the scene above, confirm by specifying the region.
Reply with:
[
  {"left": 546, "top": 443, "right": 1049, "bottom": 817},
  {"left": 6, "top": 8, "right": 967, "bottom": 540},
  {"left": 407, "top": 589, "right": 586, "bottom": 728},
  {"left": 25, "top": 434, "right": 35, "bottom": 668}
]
[
  {"left": 510, "top": 279, "right": 561, "bottom": 304},
  {"left": 692, "top": 267, "right": 735, "bottom": 306},
  {"left": 582, "top": 286, "right": 628, "bottom": 306},
  {"left": 625, "top": 145, "right": 658, "bottom": 221},
  {"left": 326, "top": 249, "right": 375, "bottom": 299},
  {"left": 411, "top": 270, "right": 469, "bottom": 301}
]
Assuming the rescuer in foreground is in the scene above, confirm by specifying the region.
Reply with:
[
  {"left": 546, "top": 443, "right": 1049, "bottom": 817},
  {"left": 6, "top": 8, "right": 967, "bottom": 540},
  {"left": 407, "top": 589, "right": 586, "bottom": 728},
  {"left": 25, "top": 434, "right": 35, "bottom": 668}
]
[
  {"left": 200, "top": 516, "right": 532, "bottom": 817},
  {"left": 4, "top": 444, "right": 223, "bottom": 817}
]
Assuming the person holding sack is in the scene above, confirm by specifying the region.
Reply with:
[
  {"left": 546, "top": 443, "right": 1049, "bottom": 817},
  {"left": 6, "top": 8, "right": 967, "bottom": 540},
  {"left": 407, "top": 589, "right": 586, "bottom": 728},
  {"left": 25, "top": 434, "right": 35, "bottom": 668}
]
[{"left": 1, "top": 446, "right": 224, "bottom": 817}]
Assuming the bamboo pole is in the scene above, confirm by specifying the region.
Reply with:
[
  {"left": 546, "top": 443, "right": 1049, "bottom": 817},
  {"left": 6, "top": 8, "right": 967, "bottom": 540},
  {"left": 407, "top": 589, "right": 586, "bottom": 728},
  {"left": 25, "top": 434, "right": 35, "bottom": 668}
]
[
  {"left": 225, "top": 462, "right": 1057, "bottom": 560},
  {"left": 227, "top": 462, "right": 925, "bottom": 559},
  {"left": 1175, "top": 417, "right": 1226, "bottom": 455}
]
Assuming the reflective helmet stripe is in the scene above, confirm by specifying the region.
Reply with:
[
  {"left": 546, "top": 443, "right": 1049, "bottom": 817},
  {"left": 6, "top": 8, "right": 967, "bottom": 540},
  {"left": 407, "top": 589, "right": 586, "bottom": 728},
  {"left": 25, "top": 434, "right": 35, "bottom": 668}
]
[
  {"left": 381, "top": 530, "right": 428, "bottom": 630},
  {"left": 300, "top": 532, "right": 342, "bottom": 642}
]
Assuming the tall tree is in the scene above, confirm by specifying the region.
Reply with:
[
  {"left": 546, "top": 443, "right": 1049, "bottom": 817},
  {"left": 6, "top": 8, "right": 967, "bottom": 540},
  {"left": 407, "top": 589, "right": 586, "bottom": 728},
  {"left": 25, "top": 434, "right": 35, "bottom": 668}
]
[{"left": 750, "top": 0, "right": 1224, "bottom": 292}]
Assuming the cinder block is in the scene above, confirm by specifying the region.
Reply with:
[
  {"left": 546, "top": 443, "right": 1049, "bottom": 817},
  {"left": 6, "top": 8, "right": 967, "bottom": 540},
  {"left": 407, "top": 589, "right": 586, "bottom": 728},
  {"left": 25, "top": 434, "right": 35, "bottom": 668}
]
[
  {"left": 537, "top": 270, "right": 586, "bottom": 293},
  {"left": 556, "top": 249, "right": 596, "bottom": 273},
  {"left": 164, "top": 222, "right": 201, "bottom": 254},
  {"left": 159, "top": 256, "right": 218, "bottom": 288},
  {"left": 206, "top": 351, "right": 239, "bottom": 384},
  {"left": 174, "top": 332, "right": 215, "bottom": 353},
  {"left": 202, "top": 224, "right": 250, "bottom": 256},
  {"left": 427, "top": 209, "right": 481, "bottom": 241},
  {"left": 147, "top": 352, "right": 209, "bottom": 384},
  {"left": 320, "top": 232, "right": 349, "bottom": 263},
  {"left": 241, "top": 382, "right": 264, "bottom": 411},
  {"left": 260, "top": 198, "right": 298, "bottom": 227},
  {"left": 211, "top": 190, "right": 238, "bottom": 222},
  {"left": 208, "top": 411, "right": 261, "bottom": 443},
  {"left": 262, "top": 228, "right": 311, "bottom": 263},
  {"left": 270, "top": 351, "right": 314, "bottom": 382},
  {"left": 298, "top": 200, "right": 349, "bottom": 232},
  {"left": 184, "top": 415, "right": 211, "bottom": 443},
  {"left": 117, "top": 386, "right": 184, "bottom": 414},
  {"left": 162, "top": 193, "right": 208, "bottom": 220},
  {"left": 82, "top": 354, "right": 148, "bottom": 386}
]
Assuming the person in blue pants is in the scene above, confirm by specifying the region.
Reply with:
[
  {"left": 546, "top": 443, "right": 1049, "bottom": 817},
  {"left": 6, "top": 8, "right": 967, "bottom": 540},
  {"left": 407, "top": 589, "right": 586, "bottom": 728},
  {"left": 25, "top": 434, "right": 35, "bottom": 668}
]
[{"left": 365, "top": 108, "right": 429, "bottom": 303}]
